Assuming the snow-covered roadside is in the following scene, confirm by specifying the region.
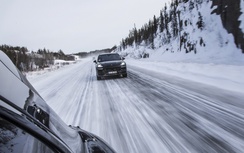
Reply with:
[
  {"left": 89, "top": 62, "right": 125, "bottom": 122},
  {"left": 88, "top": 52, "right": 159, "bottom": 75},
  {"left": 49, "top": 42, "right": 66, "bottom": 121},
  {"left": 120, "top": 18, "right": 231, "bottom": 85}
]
[
  {"left": 126, "top": 59, "right": 244, "bottom": 94},
  {"left": 26, "top": 60, "right": 79, "bottom": 80}
]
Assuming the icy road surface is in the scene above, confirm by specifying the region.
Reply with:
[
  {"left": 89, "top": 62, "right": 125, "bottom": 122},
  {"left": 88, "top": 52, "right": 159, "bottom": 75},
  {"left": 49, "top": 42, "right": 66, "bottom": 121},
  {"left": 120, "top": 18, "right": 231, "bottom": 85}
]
[{"left": 28, "top": 58, "right": 244, "bottom": 153}]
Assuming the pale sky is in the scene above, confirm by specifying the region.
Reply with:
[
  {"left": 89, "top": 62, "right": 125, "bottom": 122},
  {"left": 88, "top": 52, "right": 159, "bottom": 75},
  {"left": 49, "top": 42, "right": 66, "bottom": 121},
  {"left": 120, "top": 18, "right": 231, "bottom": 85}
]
[{"left": 0, "top": 0, "right": 170, "bottom": 54}]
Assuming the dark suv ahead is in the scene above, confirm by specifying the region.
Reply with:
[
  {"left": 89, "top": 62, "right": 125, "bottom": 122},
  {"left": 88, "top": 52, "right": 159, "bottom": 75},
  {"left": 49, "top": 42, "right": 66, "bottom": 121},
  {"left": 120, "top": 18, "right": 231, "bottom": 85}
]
[
  {"left": 93, "top": 53, "right": 127, "bottom": 80},
  {"left": 0, "top": 51, "right": 116, "bottom": 153}
]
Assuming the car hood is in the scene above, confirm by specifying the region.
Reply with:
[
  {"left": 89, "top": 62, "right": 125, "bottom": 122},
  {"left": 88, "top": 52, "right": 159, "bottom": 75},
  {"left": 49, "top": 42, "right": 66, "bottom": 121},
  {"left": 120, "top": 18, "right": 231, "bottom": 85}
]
[
  {"left": 99, "top": 60, "right": 123, "bottom": 67},
  {"left": 0, "top": 50, "right": 116, "bottom": 153},
  {"left": 0, "top": 50, "right": 84, "bottom": 152}
]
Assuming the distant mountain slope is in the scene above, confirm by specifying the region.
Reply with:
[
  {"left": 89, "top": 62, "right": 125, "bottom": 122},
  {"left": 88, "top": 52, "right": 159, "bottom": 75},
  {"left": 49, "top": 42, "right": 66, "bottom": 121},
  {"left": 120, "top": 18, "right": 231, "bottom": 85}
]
[{"left": 75, "top": 46, "right": 117, "bottom": 58}]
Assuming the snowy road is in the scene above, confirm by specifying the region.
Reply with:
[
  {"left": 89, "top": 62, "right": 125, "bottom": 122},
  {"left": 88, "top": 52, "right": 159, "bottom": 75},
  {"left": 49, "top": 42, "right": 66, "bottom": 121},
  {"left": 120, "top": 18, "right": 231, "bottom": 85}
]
[{"left": 28, "top": 58, "right": 244, "bottom": 153}]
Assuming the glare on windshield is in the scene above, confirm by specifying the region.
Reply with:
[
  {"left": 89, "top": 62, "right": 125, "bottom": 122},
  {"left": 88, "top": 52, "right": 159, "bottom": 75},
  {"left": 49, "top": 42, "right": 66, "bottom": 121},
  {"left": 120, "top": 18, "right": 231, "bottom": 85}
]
[{"left": 98, "top": 54, "right": 121, "bottom": 62}]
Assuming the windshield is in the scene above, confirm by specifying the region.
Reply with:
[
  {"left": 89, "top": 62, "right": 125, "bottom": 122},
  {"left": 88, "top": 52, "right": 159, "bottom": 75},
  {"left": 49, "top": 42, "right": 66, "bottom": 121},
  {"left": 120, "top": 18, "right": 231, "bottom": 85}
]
[{"left": 98, "top": 54, "right": 121, "bottom": 62}]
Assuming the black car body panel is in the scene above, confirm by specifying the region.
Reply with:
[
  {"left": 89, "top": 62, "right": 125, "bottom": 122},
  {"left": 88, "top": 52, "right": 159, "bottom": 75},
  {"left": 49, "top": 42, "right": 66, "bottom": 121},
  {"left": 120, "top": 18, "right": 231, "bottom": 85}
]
[
  {"left": 0, "top": 51, "right": 116, "bottom": 153},
  {"left": 0, "top": 105, "right": 72, "bottom": 153},
  {"left": 94, "top": 53, "right": 127, "bottom": 80}
]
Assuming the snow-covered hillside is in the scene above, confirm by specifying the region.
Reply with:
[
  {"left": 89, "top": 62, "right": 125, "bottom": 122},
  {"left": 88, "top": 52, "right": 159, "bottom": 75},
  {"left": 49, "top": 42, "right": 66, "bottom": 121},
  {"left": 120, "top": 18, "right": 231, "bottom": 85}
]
[
  {"left": 112, "top": 0, "right": 244, "bottom": 94},
  {"left": 116, "top": 0, "right": 244, "bottom": 65}
]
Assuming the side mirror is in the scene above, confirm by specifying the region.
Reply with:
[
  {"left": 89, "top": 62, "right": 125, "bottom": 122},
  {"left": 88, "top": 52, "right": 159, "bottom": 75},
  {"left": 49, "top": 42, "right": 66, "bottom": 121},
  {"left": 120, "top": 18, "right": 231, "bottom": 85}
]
[
  {"left": 27, "top": 105, "right": 50, "bottom": 128},
  {"left": 93, "top": 60, "right": 97, "bottom": 63},
  {"left": 122, "top": 57, "right": 125, "bottom": 60}
]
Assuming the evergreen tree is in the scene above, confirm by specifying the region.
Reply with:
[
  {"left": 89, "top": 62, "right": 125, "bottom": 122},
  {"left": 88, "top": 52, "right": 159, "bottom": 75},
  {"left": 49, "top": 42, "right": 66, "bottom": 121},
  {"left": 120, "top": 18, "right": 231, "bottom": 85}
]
[
  {"left": 160, "top": 10, "right": 165, "bottom": 32},
  {"left": 171, "top": 1, "right": 179, "bottom": 38},
  {"left": 189, "top": 0, "right": 194, "bottom": 11},
  {"left": 153, "top": 15, "right": 158, "bottom": 35},
  {"left": 196, "top": 12, "right": 204, "bottom": 30},
  {"left": 163, "top": 4, "right": 170, "bottom": 41}
]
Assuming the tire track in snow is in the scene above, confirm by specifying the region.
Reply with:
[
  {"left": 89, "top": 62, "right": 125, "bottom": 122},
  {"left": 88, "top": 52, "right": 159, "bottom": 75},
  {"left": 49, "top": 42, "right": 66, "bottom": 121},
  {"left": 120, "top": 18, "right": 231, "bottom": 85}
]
[{"left": 125, "top": 68, "right": 244, "bottom": 153}]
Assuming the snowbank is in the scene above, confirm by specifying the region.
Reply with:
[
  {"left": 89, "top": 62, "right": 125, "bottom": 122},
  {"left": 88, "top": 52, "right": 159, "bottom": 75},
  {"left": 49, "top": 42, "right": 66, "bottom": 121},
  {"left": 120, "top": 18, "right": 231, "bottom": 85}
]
[{"left": 126, "top": 59, "right": 244, "bottom": 94}]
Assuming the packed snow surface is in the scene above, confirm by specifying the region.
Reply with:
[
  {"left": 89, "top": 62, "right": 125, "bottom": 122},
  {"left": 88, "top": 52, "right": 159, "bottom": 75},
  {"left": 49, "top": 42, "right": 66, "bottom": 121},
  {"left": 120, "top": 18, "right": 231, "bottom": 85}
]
[{"left": 27, "top": 56, "right": 244, "bottom": 153}]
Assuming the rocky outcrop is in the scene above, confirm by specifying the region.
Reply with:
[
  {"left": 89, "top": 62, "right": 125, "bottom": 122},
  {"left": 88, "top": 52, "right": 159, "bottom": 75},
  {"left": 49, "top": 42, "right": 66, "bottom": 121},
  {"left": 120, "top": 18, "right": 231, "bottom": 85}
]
[{"left": 211, "top": 0, "right": 244, "bottom": 53}]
